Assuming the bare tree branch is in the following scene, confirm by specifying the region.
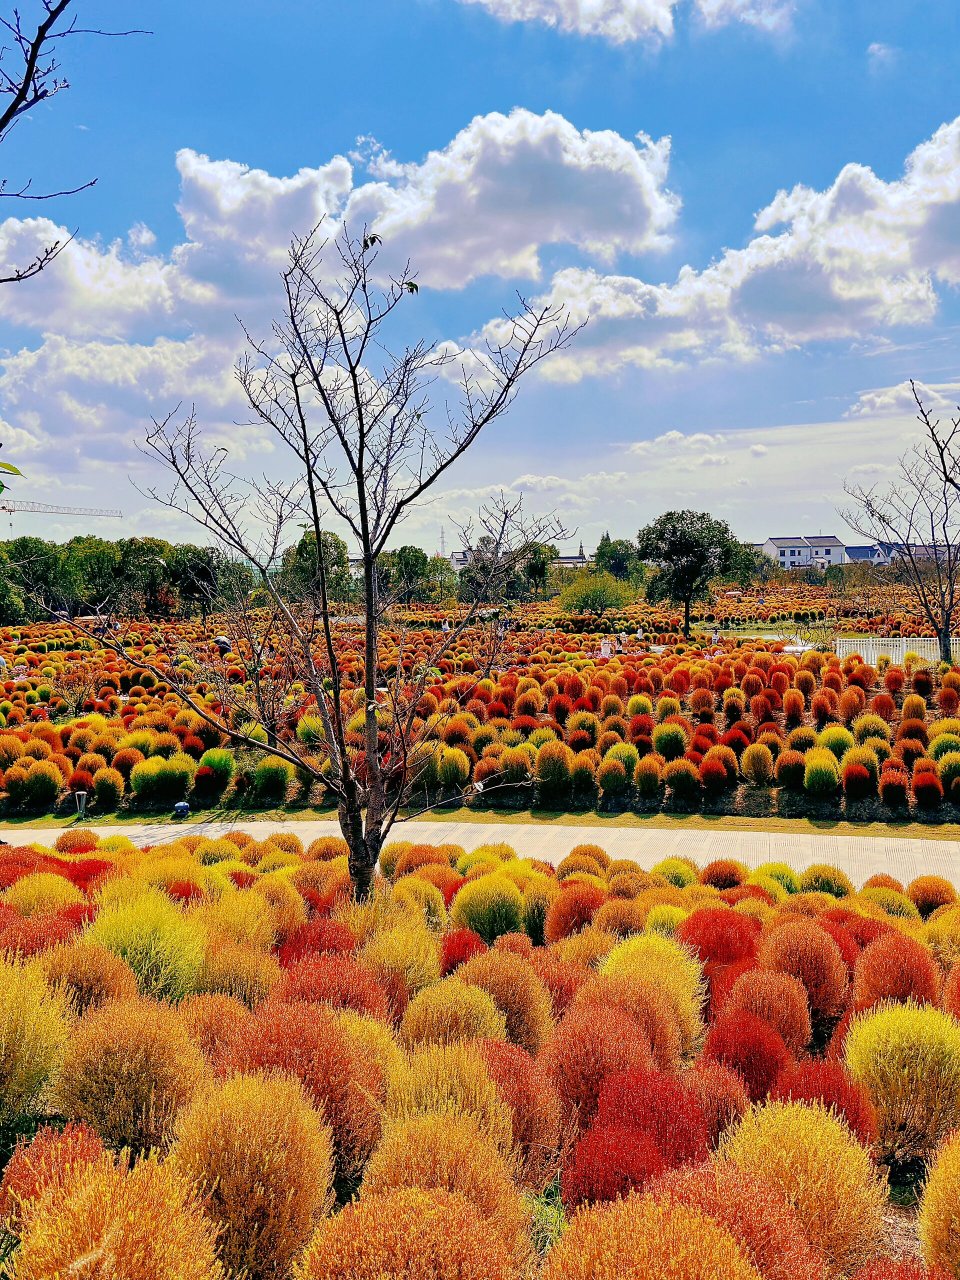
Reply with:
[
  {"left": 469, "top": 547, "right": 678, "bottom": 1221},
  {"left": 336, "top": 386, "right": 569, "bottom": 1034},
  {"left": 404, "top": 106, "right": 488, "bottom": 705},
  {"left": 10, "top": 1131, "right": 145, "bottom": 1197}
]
[
  {"left": 0, "top": 1, "right": 147, "bottom": 283},
  {"left": 842, "top": 382, "right": 960, "bottom": 663},
  {"left": 143, "top": 222, "right": 581, "bottom": 894}
]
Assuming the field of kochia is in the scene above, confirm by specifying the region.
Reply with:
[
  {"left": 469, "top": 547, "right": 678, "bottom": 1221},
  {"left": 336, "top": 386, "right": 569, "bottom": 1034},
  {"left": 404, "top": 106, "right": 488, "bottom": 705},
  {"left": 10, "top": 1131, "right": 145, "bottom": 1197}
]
[
  {"left": 1, "top": 825, "right": 960, "bottom": 1276},
  {"left": 1, "top": 621, "right": 960, "bottom": 823}
]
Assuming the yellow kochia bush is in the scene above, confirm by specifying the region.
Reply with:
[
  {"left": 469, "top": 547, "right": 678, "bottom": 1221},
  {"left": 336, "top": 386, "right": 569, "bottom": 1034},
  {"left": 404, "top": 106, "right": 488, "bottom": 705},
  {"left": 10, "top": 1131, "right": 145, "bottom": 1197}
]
[
  {"left": 920, "top": 1130, "right": 960, "bottom": 1276},
  {"left": 601, "top": 933, "right": 705, "bottom": 1054},
  {"left": 385, "top": 1042, "right": 513, "bottom": 1156},
  {"left": 400, "top": 977, "right": 507, "bottom": 1049},
  {"left": 192, "top": 890, "right": 275, "bottom": 951},
  {"left": 0, "top": 958, "right": 70, "bottom": 1126},
  {"left": 88, "top": 886, "right": 205, "bottom": 1001},
  {"left": 194, "top": 934, "right": 281, "bottom": 1008},
  {"left": 172, "top": 1073, "right": 334, "bottom": 1280},
  {"left": 293, "top": 1187, "right": 518, "bottom": 1280},
  {"left": 40, "top": 939, "right": 139, "bottom": 1017},
  {"left": 1, "top": 871, "right": 85, "bottom": 917},
  {"left": 845, "top": 1001, "right": 960, "bottom": 1165},
  {"left": 361, "top": 1113, "right": 530, "bottom": 1267},
  {"left": 362, "top": 921, "right": 441, "bottom": 994},
  {"left": 541, "top": 1195, "right": 763, "bottom": 1280},
  {"left": 8, "top": 1153, "right": 223, "bottom": 1280},
  {"left": 721, "top": 1101, "right": 885, "bottom": 1277},
  {"left": 54, "top": 996, "right": 205, "bottom": 1154}
]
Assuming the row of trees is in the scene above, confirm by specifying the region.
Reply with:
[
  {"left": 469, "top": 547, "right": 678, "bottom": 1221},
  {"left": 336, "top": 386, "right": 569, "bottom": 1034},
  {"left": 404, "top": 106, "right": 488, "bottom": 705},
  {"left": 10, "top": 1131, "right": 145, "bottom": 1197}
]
[{"left": 0, "top": 536, "right": 249, "bottom": 623}]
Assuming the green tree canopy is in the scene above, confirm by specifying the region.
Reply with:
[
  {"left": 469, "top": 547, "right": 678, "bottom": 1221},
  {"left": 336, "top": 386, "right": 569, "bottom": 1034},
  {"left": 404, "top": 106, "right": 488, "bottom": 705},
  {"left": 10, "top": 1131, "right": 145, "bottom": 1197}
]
[
  {"left": 278, "top": 530, "right": 355, "bottom": 603},
  {"left": 458, "top": 536, "right": 527, "bottom": 603},
  {"left": 559, "top": 569, "right": 634, "bottom": 617},
  {"left": 377, "top": 544, "right": 431, "bottom": 602},
  {"left": 424, "top": 554, "right": 459, "bottom": 603},
  {"left": 637, "top": 510, "right": 749, "bottom": 637},
  {"left": 523, "top": 542, "right": 557, "bottom": 596},
  {"left": 594, "top": 532, "right": 638, "bottom": 581}
]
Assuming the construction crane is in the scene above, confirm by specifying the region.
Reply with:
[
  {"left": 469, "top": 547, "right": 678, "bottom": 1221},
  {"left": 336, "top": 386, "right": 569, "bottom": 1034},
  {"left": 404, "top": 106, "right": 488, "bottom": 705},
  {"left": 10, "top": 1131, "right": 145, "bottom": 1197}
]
[{"left": 0, "top": 500, "right": 122, "bottom": 528}]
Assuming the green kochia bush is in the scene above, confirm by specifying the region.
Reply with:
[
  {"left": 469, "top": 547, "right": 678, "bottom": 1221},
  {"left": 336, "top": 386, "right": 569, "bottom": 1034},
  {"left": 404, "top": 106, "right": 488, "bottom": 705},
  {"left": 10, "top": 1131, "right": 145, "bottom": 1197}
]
[
  {"left": 253, "top": 755, "right": 295, "bottom": 804},
  {"left": 450, "top": 875, "right": 525, "bottom": 944},
  {"left": 818, "top": 725, "right": 855, "bottom": 761},
  {"left": 92, "top": 766, "right": 124, "bottom": 810},
  {"left": 197, "top": 748, "right": 235, "bottom": 793},
  {"left": 804, "top": 748, "right": 840, "bottom": 796},
  {"left": 437, "top": 747, "right": 470, "bottom": 792},
  {"left": 535, "top": 741, "right": 574, "bottom": 804},
  {"left": 89, "top": 886, "right": 204, "bottom": 1001},
  {"left": 652, "top": 723, "right": 687, "bottom": 762},
  {"left": 130, "top": 752, "right": 197, "bottom": 805}
]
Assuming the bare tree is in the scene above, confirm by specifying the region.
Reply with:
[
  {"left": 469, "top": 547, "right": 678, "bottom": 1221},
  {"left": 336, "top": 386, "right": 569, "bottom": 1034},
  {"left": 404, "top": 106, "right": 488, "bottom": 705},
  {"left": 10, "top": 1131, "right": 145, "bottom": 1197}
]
[
  {"left": 842, "top": 382, "right": 960, "bottom": 664},
  {"left": 0, "top": 0, "right": 146, "bottom": 283},
  {"left": 136, "top": 225, "right": 578, "bottom": 894}
]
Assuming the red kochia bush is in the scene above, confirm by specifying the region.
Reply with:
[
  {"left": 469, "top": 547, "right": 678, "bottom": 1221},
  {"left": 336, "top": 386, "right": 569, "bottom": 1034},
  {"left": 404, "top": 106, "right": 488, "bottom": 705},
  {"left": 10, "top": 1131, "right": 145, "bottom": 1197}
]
[
  {"left": 879, "top": 763, "right": 911, "bottom": 807},
  {"left": 0, "top": 911, "right": 79, "bottom": 957},
  {"left": 0, "top": 1122, "right": 109, "bottom": 1232},
  {"left": 771, "top": 1060, "right": 877, "bottom": 1146},
  {"left": 440, "top": 928, "right": 488, "bottom": 976},
  {"left": 684, "top": 1059, "right": 749, "bottom": 1148},
  {"left": 699, "top": 860, "right": 746, "bottom": 890},
  {"left": 221, "top": 998, "right": 383, "bottom": 1178},
  {"left": 544, "top": 882, "right": 607, "bottom": 944},
  {"left": 823, "top": 907, "right": 890, "bottom": 950},
  {"left": 817, "top": 919, "right": 860, "bottom": 975},
  {"left": 476, "top": 1039, "right": 562, "bottom": 1191},
  {"left": 759, "top": 918, "right": 849, "bottom": 1020},
  {"left": 722, "top": 969, "right": 812, "bottom": 1055},
  {"left": 277, "top": 918, "right": 357, "bottom": 967},
  {"left": 913, "top": 768, "right": 945, "bottom": 809},
  {"left": 649, "top": 1162, "right": 830, "bottom": 1280},
  {"left": 530, "top": 953, "right": 588, "bottom": 1018},
  {"left": 853, "top": 931, "right": 941, "bottom": 1013},
  {"left": 703, "top": 1010, "right": 789, "bottom": 1103},
  {"left": 561, "top": 1124, "right": 664, "bottom": 1209},
  {"left": 276, "top": 954, "right": 390, "bottom": 1021},
  {"left": 595, "top": 1069, "right": 710, "bottom": 1170},
  {"left": 543, "top": 1004, "right": 652, "bottom": 1129},
  {"left": 675, "top": 908, "right": 759, "bottom": 966}
]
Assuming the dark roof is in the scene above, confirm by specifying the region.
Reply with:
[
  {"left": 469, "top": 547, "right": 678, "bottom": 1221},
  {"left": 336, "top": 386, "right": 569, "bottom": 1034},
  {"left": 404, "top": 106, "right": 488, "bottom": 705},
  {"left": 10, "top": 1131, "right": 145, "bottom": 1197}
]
[
  {"left": 805, "top": 535, "right": 844, "bottom": 547},
  {"left": 845, "top": 545, "right": 879, "bottom": 561},
  {"left": 766, "top": 537, "right": 808, "bottom": 547}
]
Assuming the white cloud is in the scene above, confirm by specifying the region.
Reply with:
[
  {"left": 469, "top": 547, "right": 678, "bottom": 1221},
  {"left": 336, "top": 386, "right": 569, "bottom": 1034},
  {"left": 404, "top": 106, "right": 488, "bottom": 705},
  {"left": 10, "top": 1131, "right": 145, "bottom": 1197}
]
[
  {"left": 453, "top": 0, "right": 678, "bottom": 43},
  {"left": 488, "top": 115, "right": 960, "bottom": 380},
  {"left": 409, "top": 406, "right": 938, "bottom": 548},
  {"left": 695, "top": 0, "right": 795, "bottom": 33},
  {"left": 1, "top": 111, "right": 959, "bottom": 541},
  {"left": 453, "top": 0, "right": 798, "bottom": 42},
  {"left": 347, "top": 110, "right": 678, "bottom": 287},
  {"left": 867, "top": 41, "right": 897, "bottom": 72},
  {"left": 845, "top": 378, "right": 960, "bottom": 418}
]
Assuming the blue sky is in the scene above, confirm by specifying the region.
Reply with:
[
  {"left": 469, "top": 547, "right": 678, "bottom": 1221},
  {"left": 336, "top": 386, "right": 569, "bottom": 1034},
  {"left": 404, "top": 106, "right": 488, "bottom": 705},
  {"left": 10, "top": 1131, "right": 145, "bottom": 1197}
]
[{"left": 0, "top": 0, "right": 958, "bottom": 552}]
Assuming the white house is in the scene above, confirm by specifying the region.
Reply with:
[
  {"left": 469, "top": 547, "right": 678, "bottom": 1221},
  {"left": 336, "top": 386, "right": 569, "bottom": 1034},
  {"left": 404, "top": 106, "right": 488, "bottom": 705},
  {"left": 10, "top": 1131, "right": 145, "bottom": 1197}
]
[
  {"left": 805, "top": 535, "right": 846, "bottom": 567},
  {"left": 761, "top": 535, "right": 847, "bottom": 568},
  {"left": 761, "top": 536, "right": 814, "bottom": 568}
]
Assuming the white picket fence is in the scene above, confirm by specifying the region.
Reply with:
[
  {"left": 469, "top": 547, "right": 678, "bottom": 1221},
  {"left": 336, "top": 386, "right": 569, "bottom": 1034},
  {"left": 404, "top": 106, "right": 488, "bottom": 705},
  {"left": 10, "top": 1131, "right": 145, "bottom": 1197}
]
[{"left": 834, "top": 637, "right": 957, "bottom": 665}]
